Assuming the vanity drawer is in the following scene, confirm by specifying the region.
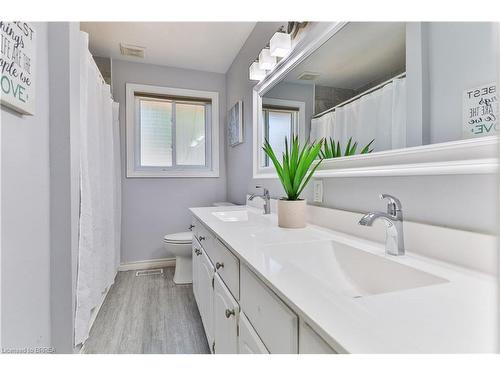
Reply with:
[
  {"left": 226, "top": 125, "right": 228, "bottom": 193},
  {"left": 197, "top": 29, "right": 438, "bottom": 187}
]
[
  {"left": 240, "top": 265, "right": 298, "bottom": 353},
  {"left": 192, "top": 218, "right": 216, "bottom": 261},
  {"left": 213, "top": 239, "right": 240, "bottom": 300}
]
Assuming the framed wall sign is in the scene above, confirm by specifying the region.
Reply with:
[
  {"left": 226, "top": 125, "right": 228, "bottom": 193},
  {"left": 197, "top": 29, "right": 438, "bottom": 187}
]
[
  {"left": 228, "top": 100, "right": 243, "bottom": 146},
  {"left": 0, "top": 22, "right": 36, "bottom": 115},
  {"left": 463, "top": 82, "right": 497, "bottom": 138}
]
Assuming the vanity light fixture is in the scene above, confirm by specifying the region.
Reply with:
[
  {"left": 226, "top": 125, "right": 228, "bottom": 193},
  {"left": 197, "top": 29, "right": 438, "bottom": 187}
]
[
  {"left": 249, "top": 61, "right": 266, "bottom": 81},
  {"left": 258, "top": 48, "right": 277, "bottom": 70},
  {"left": 270, "top": 31, "right": 292, "bottom": 57}
]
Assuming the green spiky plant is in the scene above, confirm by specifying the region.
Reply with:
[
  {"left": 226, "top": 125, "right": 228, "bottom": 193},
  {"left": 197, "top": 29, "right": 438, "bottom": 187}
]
[
  {"left": 319, "top": 137, "right": 374, "bottom": 159},
  {"left": 262, "top": 136, "right": 324, "bottom": 201}
]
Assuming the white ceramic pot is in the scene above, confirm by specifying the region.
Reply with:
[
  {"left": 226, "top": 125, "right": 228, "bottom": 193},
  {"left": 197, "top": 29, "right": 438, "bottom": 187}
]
[{"left": 277, "top": 199, "right": 307, "bottom": 228}]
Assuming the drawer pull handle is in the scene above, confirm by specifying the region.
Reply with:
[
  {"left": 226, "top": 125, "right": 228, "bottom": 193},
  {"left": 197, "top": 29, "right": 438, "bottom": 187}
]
[
  {"left": 198, "top": 236, "right": 206, "bottom": 241},
  {"left": 215, "top": 262, "right": 224, "bottom": 270},
  {"left": 225, "top": 309, "right": 235, "bottom": 318},
  {"left": 189, "top": 224, "right": 195, "bottom": 230},
  {"left": 194, "top": 248, "right": 201, "bottom": 256}
]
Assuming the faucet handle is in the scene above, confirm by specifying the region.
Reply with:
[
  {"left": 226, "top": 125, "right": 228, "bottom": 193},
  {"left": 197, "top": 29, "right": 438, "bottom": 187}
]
[{"left": 380, "top": 194, "right": 402, "bottom": 217}]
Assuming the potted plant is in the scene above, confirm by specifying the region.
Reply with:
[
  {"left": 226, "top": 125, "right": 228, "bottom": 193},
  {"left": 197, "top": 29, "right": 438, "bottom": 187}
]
[{"left": 263, "top": 136, "right": 324, "bottom": 228}]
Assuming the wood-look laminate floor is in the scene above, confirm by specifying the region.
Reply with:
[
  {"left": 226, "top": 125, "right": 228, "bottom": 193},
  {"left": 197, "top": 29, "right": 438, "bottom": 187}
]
[{"left": 83, "top": 267, "right": 210, "bottom": 354}]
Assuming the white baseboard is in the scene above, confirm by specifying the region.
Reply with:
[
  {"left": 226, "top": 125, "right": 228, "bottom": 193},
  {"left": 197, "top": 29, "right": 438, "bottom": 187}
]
[{"left": 118, "top": 257, "right": 176, "bottom": 271}]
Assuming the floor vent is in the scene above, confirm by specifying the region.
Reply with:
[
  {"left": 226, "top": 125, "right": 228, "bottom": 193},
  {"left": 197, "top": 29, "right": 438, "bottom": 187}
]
[{"left": 135, "top": 269, "right": 164, "bottom": 277}]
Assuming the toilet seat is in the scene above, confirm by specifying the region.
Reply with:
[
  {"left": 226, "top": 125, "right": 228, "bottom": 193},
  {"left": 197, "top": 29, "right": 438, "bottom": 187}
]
[{"left": 163, "top": 231, "right": 193, "bottom": 244}]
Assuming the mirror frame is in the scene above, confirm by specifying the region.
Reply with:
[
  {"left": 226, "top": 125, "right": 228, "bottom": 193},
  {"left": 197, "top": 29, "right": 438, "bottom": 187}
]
[{"left": 252, "top": 22, "right": 498, "bottom": 179}]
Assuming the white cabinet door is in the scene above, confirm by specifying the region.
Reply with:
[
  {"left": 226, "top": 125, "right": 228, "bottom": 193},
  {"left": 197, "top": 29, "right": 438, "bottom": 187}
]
[
  {"left": 240, "top": 265, "right": 298, "bottom": 353},
  {"left": 198, "top": 249, "right": 215, "bottom": 352},
  {"left": 238, "top": 312, "right": 269, "bottom": 354},
  {"left": 192, "top": 239, "right": 202, "bottom": 304},
  {"left": 213, "top": 274, "right": 239, "bottom": 354},
  {"left": 299, "top": 319, "right": 337, "bottom": 354}
]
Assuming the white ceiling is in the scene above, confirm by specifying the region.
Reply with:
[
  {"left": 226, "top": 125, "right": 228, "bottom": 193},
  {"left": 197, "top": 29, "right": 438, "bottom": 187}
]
[
  {"left": 80, "top": 22, "right": 256, "bottom": 74},
  {"left": 284, "top": 22, "right": 406, "bottom": 89}
]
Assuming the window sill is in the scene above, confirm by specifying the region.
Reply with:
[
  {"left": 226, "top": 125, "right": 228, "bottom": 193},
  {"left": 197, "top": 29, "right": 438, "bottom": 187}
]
[{"left": 126, "top": 169, "right": 220, "bottom": 178}]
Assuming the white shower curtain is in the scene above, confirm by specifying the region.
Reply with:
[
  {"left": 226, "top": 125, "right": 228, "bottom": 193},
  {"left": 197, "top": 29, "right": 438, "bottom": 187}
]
[
  {"left": 310, "top": 78, "right": 407, "bottom": 151},
  {"left": 309, "top": 110, "right": 335, "bottom": 142},
  {"left": 75, "top": 32, "right": 121, "bottom": 346}
]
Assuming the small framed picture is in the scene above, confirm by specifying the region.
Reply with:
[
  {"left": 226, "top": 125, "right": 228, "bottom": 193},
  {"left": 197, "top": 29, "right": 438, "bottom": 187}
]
[{"left": 228, "top": 100, "right": 243, "bottom": 146}]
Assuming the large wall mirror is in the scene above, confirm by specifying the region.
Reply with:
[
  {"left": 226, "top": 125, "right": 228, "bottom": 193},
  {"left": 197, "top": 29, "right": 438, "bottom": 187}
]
[{"left": 253, "top": 22, "right": 498, "bottom": 178}]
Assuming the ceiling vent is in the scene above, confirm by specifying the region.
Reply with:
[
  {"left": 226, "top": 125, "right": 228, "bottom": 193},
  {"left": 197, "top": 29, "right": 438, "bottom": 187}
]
[
  {"left": 119, "top": 43, "right": 146, "bottom": 58},
  {"left": 297, "top": 71, "right": 320, "bottom": 81}
]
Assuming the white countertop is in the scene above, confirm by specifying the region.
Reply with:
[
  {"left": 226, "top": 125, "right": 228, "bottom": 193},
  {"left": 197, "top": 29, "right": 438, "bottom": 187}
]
[{"left": 189, "top": 205, "right": 497, "bottom": 353}]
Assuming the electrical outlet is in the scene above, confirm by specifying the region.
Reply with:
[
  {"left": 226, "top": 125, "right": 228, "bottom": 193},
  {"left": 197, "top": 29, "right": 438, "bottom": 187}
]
[{"left": 313, "top": 180, "right": 323, "bottom": 203}]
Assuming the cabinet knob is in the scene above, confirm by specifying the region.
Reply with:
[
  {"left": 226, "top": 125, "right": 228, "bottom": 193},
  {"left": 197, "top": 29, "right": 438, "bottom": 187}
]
[
  {"left": 225, "top": 309, "right": 235, "bottom": 318},
  {"left": 189, "top": 224, "right": 195, "bottom": 230},
  {"left": 194, "top": 248, "right": 201, "bottom": 256},
  {"left": 215, "top": 262, "right": 224, "bottom": 270},
  {"left": 198, "top": 236, "right": 206, "bottom": 241}
]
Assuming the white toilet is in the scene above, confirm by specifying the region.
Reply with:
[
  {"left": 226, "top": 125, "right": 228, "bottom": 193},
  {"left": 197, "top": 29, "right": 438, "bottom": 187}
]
[
  {"left": 165, "top": 202, "right": 234, "bottom": 285},
  {"left": 163, "top": 232, "right": 194, "bottom": 285}
]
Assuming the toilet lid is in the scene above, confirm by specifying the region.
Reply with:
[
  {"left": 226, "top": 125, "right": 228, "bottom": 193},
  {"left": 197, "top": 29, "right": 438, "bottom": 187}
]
[{"left": 163, "top": 231, "right": 193, "bottom": 244}]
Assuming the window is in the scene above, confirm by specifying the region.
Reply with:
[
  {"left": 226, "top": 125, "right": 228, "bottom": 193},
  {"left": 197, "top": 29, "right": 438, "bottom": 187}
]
[
  {"left": 137, "top": 97, "right": 208, "bottom": 167},
  {"left": 126, "top": 84, "right": 219, "bottom": 177},
  {"left": 261, "top": 105, "right": 299, "bottom": 167}
]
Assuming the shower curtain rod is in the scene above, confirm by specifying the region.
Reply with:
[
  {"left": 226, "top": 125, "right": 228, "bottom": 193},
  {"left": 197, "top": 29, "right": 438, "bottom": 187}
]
[{"left": 312, "top": 72, "right": 406, "bottom": 119}]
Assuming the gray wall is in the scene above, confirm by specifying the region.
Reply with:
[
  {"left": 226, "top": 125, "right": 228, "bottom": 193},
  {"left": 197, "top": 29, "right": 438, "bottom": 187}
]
[
  {"left": 1, "top": 23, "right": 52, "bottom": 348},
  {"left": 225, "top": 22, "right": 497, "bottom": 234},
  {"left": 48, "top": 22, "right": 81, "bottom": 354},
  {"left": 112, "top": 60, "right": 227, "bottom": 263},
  {"left": 226, "top": 22, "right": 285, "bottom": 203},
  {"left": 427, "top": 22, "right": 498, "bottom": 143}
]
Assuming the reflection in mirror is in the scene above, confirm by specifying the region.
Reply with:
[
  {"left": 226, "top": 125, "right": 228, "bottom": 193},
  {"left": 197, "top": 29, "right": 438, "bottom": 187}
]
[
  {"left": 262, "top": 105, "right": 298, "bottom": 167},
  {"left": 292, "top": 22, "right": 407, "bottom": 155},
  {"left": 260, "top": 79, "right": 311, "bottom": 168},
  {"left": 260, "top": 85, "right": 308, "bottom": 167},
  {"left": 257, "top": 21, "right": 498, "bottom": 168}
]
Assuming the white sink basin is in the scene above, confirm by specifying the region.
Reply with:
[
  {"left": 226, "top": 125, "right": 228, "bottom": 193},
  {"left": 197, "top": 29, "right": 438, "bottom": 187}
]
[
  {"left": 266, "top": 240, "right": 448, "bottom": 298},
  {"left": 212, "top": 210, "right": 249, "bottom": 222}
]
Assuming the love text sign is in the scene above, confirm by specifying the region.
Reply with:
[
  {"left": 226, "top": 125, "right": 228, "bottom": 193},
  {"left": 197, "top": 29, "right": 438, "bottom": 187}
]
[
  {"left": 463, "top": 83, "right": 497, "bottom": 138},
  {"left": 0, "top": 22, "right": 36, "bottom": 115}
]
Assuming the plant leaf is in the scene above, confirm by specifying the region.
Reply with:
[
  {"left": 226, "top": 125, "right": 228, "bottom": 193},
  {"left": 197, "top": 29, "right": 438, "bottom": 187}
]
[
  {"left": 360, "top": 139, "right": 375, "bottom": 154},
  {"left": 296, "top": 144, "right": 324, "bottom": 197},
  {"left": 344, "top": 137, "right": 352, "bottom": 156}
]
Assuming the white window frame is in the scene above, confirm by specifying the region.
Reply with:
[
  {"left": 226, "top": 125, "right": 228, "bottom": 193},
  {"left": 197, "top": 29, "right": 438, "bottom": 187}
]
[{"left": 126, "top": 83, "right": 219, "bottom": 178}]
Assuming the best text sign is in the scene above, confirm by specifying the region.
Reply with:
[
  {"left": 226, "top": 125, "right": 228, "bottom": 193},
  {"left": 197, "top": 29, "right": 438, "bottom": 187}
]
[
  {"left": 0, "top": 22, "right": 36, "bottom": 115},
  {"left": 463, "top": 83, "right": 497, "bottom": 138}
]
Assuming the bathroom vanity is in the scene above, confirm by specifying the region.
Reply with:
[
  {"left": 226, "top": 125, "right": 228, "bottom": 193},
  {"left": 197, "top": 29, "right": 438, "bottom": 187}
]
[
  {"left": 191, "top": 206, "right": 337, "bottom": 354},
  {"left": 190, "top": 204, "right": 497, "bottom": 354}
]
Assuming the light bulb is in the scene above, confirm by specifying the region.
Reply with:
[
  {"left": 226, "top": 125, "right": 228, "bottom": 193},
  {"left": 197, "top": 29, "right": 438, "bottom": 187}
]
[
  {"left": 270, "top": 31, "right": 292, "bottom": 57},
  {"left": 249, "top": 61, "right": 266, "bottom": 81},
  {"left": 258, "top": 48, "right": 277, "bottom": 70}
]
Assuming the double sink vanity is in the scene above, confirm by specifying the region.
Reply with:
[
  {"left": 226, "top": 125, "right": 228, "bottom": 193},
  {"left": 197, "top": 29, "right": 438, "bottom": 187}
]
[
  {"left": 186, "top": 21, "right": 498, "bottom": 355},
  {"left": 190, "top": 203, "right": 497, "bottom": 354}
]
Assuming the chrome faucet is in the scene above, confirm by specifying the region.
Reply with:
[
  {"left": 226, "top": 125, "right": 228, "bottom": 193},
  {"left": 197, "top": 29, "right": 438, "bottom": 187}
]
[
  {"left": 358, "top": 194, "right": 405, "bottom": 256},
  {"left": 248, "top": 185, "right": 271, "bottom": 215}
]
